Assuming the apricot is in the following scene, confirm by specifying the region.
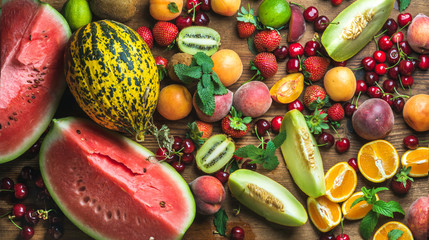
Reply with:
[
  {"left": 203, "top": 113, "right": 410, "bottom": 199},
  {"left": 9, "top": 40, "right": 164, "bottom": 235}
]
[
  {"left": 403, "top": 94, "right": 429, "bottom": 132},
  {"left": 211, "top": 0, "right": 241, "bottom": 16},
  {"left": 269, "top": 73, "right": 304, "bottom": 104},
  {"left": 193, "top": 90, "right": 233, "bottom": 122},
  {"left": 157, "top": 84, "right": 192, "bottom": 121},
  {"left": 233, "top": 81, "right": 272, "bottom": 117},
  {"left": 211, "top": 49, "right": 243, "bottom": 87},
  {"left": 149, "top": 0, "right": 183, "bottom": 21},
  {"left": 189, "top": 175, "right": 226, "bottom": 215},
  {"left": 323, "top": 67, "right": 356, "bottom": 102}
]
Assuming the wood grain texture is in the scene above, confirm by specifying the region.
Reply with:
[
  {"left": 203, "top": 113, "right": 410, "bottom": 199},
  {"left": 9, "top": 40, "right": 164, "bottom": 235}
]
[{"left": 1, "top": 0, "right": 428, "bottom": 239}]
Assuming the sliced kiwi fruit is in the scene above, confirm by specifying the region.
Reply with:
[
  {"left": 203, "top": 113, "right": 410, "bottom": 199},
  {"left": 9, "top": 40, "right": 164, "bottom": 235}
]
[
  {"left": 228, "top": 169, "right": 307, "bottom": 227},
  {"left": 280, "top": 109, "right": 326, "bottom": 198},
  {"left": 321, "top": 0, "right": 394, "bottom": 62},
  {"left": 177, "top": 26, "right": 221, "bottom": 56},
  {"left": 195, "top": 134, "right": 234, "bottom": 174}
]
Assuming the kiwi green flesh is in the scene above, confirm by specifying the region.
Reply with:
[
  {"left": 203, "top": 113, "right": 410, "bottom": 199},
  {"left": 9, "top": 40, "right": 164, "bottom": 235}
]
[
  {"left": 321, "top": 0, "right": 395, "bottom": 62},
  {"left": 280, "top": 110, "right": 325, "bottom": 198},
  {"left": 196, "top": 134, "right": 234, "bottom": 174},
  {"left": 228, "top": 169, "right": 307, "bottom": 227},
  {"left": 177, "top": 26, "right": 221, "bottom": 56}
]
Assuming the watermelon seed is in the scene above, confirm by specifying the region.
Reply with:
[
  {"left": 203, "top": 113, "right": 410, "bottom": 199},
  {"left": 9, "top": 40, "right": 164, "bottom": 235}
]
[
  {"left": 143, "top": 168, "right": 147, "bottom": 173},
  {"left": 160, "top": 201, "right": 166, "bottom": 208},
  {"left": 106, "top": 211, "right": 112, "bottom": 220},
  {"left": 78, "top": 186, "right": 86, "bottom": 192},
  {"left": 27, "top": 80, "right": 32, "bottom": 83},
  {"left": 0, "top": 124, "right": 2, "bottom": 129},
  {"left": 83, "top": 196, "right": 90, "bottom": 203},
  {"left": 76, "top": 130, "right": 81, "bottom": 134},
  {"left": 95, "top": 205, "right": 101, "bottom": 213},
  {"left": 29, "top": 35, "right": 32, "bottom": 40},
  {"left": 115, "top": 210, "right": 120, "bottom": 219}
]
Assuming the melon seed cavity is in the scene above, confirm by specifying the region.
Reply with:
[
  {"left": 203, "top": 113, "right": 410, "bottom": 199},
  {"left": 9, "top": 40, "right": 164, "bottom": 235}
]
[{"left": 341, "top": 9, "right": 375, "bottom": 40}]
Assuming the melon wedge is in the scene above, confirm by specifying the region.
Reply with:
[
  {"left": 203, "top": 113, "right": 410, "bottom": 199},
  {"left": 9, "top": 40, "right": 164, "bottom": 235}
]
[
  {"left": 39, "top": 117, "right": 196, "bottom": 240},
  {"left": 0, "top": 0, "right": 71, "bottom": 163}
]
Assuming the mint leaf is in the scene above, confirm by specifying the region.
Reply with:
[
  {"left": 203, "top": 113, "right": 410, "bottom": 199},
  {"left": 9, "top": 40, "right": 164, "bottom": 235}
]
[
  {"left": 271, "top": 131, "right": 286, "bottom": 148},
  {"left": 360, "top": 210, "right": 379, "bottom": 240},
  {"left": 399, "top": 0, "right": 411, "bottom": 12},
  {"left": 174, "top": 64, "right": 199, "bottom": 84},
  {"left": 211, "top": 72, "right": 228, "bottom": 95},
  {"left": 263, "top": 141, "right": 276, "bottom": 159},
  {"left": 350, "top": 196, "right": 366, "bottom": 208},
  {"left": 373, "top": 201, "right": 394, "bottom": 218},
  {"left": 372, "top": 187, "right": 389, "bottom": 194},
  {"left": 386, "top": 201, "right": 405, "bottom": 215},
  {"left": 213, "top": 209, "right": 228, "bottom": 236},
  {"left": 229, "top": 159, "right": 239, "bottom": 174},
  {"left": 196, "top": 81, "right": 215, "bottom": 116},
  {"left": 234, "top": 145, "right": 265, "bottom": 160},
  {"left": 262, "top": 155, "right": 279, "bottom": 170},
  {"left": 194, "top": 52, "right": 214, "bottom": 69},
  {"left": 388, "top": 229, "right": 404, "bottom": 240},
  {"left": 201, "top": 73, "right": 213, "bottom": 88},
  {"left": 167, "top": 2, "right": 179, "bottom": 13}
]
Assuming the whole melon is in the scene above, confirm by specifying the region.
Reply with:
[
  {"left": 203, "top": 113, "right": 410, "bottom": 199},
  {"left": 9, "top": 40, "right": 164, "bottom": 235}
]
[{"left": 64, "top": 20, "right": 159, "bottom": 142}]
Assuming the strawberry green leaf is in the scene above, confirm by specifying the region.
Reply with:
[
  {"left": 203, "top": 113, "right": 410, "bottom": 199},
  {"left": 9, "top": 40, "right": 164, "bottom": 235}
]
[
  {"left": 247, "top": 37, "right": 258, "bottom": 55},
  {"left": 360, "top": 210, "right": 379, "bottom": 240},
  {"left": 388, "top": 229, "right": 404, "bottom": 240},
  {"left": 167, "top": 2, "right": 179, "bottom": 13},
  {"left": 186, "top": 122, "right": 205, "bottom": 147},
  {"left": 213, "top": 209, "right": 228, "bottom": 236}
]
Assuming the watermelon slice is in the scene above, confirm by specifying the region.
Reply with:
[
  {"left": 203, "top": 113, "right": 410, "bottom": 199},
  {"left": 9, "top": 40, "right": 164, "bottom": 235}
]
[
  {"left": 39, "top": 117, "right": 196, "bottom": 240},
  {"left": 0, "top": 0, "right": 71, "bottom": 163}
]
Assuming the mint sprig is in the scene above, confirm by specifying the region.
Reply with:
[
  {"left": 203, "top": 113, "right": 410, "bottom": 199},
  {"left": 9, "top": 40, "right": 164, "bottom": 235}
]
[
  {"left": 398, "top": 0, "right": 411, "bottom": 12},
  {"left": 167, "top": 2, "right": 179, "bottom": 13},
  {"left": 388, "top": 229, "right": 404, "bottom": 240},
  {"left": 213, "top": 209, "right": 228, "bottom": 236}
]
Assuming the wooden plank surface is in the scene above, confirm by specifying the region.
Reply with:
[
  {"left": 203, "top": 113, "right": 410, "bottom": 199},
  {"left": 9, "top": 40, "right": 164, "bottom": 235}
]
[{"left": 1, "top": 0, "right": 428, "bottom": 239}]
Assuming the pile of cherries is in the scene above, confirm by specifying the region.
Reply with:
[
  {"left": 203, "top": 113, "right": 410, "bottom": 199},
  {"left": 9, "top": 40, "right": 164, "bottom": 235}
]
[
  {"left": 175, "top": 0, "right": 211, "bottom": 30},
  {"left": 156, "top": 136, "right": 196, "bottom": 173}
]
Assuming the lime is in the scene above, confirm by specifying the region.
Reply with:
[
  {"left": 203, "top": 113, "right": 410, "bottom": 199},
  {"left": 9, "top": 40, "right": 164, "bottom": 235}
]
[
  {"left": 258, "top": 0, "right": 291, "bottom": 28},
  {"left": 63, "top": 0, "right": 92, "bottom": 31}
]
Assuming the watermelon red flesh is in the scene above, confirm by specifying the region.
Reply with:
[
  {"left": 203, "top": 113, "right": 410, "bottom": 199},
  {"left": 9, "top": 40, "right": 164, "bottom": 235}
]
[
  {"left": 40, "top": 117, "right": 195, "bottom": 240},
  {"left": 0, "top": 0, "right": 71, "bottom": 163}
]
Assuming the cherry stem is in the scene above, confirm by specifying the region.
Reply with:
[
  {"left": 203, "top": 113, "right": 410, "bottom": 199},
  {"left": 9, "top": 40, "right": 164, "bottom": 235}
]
[
  {"left": 290, "top": 2, "right": 305, "bottom": 9},
  {"left": 374, "top": 82, "right": 385, "bottom": 94},
  {"left": 8, "top": 215, "right": 22, "bottom": 230},
  {"left": 355, "top": 91, "right": 361, "bottom": 106},
  {"left": 374, "top": 29, "right": 388, "bottom": 39},
  {"left": 389, "top": 21, "right": 411, "bottom": 41},
  {"left": 392, "top": 88, "right": 410, "bottom": 100},
  {"left": 0, "top": 189, "right": 13, "bottom": 192},
  {"left": 331, "top": 124, "right": 341, "bottom": 140},
  {"left": 233, "top": 205, "right": 241, "bottom": 216},
  {"left": 0, "top": 211, "right": 11, "bottom": 218}
]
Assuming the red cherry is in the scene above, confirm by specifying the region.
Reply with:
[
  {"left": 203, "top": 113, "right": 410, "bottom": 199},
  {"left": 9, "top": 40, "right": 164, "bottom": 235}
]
[
  {"left": 382, "top": 94, "right": 394, "bottom": 106},
  {"left": 175, "top": 15, "right": 193, "bottom": 30},
  {"left": 286, "top": 58, "right": 301, "bottom": 73},
  {"left": 398, "top": 13, "right": 412, "bottom": 27},
  {"left": 399, "top": 41, "right": 413, "bottom": 56},
  {"left": 320, "top": 233, "right": 336, "bottom": 240},
  {"left": 392, "top": 97, "right": 405, "bottom": 113},
  {"left": 400, "top": 76, "right": 414, "bottom": 88},
  {"left": 336, "top": 138, "right": 350, "bottom": 153},
  {"left": 14, "top": 183, "right": 28, "bottom": 200},
  {"left": 418, "top": 54, "right": 429, "bottom": 70},
  {"left": 383, "top": 18, "right": 398, "bottom": 35},
  {"left": 404, "top": 135, "right": 419, "bottom": 149},
  {"left": 181, "top": 138, "right": 195, "bottom": 154},
  {"left": 194, "top": 11, "right": 210, "bottom": 26},
  {"left": 355, "top": 80, "right": 367, "bottom": 95},
  {"left": 288, "top": 43, "right": 304, "bottom": 58},
  {"left": 13, "top": 203, "right": 27, "bottom": 219},
  {"left": 273, "top": 45, "right": 288, "bottom": 61},
  {"left": 1, "top": 177, "right": 14, "bottom": 190},
  {"left": 317, "top": 132, "right": 335, "bottom": 149},
  {"left": 186, "top": 0, "right": 201, "bottom": 12},
  {"left": 156, "top": 147, "right": 169, "bottom": 161},
  {"left": 303, "top": 6, "right": 319, "bottom": 22},
  {"left": 241, "top": 160, "right": 257, "bottom": 170},
  {"left": 231, "top": 226, "right": 245, "bottom": 240},
  {"left": 378, "top": 36, "right": 393, "bottom": 51},
  {"left": 343, "top": 102, "right": 356, "bottom": 117},
  {"left": 361, "top": 57, "right": 376, "bottom": 71},
  {"left": 333, "top": 60, "right": 347, "bottom": 67},
  {"left": 364, "top": 71, "right": 379, "bottom": 86},
  {"left": 382, "top": 79, "right": 397, "bottom": 93},
  {"left": 336, "top": 233, "right": 351, "bottom": 240},
  {"left": 386, "top": 48, "right": 400, "bottom": 65},
  {"left": 347, "top": 158, "right": 359, "bottom": 172},
  {"left": 173, "top": 136, "right": 183, "bottom": 151},
  {"left": 171, "top": 161, "right": 185, "bottom": 173},
  {"left": 255, "top": 119, "right": 271, "bottom": 137},
  {"left": 375, "top": 63, "right": 387, "bottom": 75},
  {"left": 314, "top": 16, "right": 330, "bottom": 32},
  {"left": 373, "top": 50, "right": 386, "bottom": 63},
  {"left": 214, "top": 171, "right": 229, "bottom": 184},
  {"left": 181, "top": 153, "right": 194, "bottom": 164},
  {"left": 271, "top": 116, "right": 283, "bottom": 133},
  {"left": 391, "top": 31, "right": 404, "bottom": 43},
  {"left": 367, "top": 86, "right": 382, "bottom": 98},
  {"left": 200, "top": 0, "right": 210, "bottom": 11},
  {"left": 388, "top": 65, "right": 400, "bottom": 80},
  {"left": 20, "top": 226, "right": 34, "bottom": 240},
  {"left": 331, "top": 0, "right": 342, "bottom": 6},
  {"left": 288, "top": 100, "right": 304, "bottom": 112},
  {"left": 304, "top": 40, "right": 321, "bottom": 57}
]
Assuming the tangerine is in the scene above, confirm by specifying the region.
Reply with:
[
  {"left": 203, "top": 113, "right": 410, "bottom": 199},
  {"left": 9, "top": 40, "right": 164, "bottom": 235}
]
[
  {"left": 401, "top": 147, "right": 429, "bottom": 177},
  {"left": 373, "top": 221, "right": 414, "bottom": 240},
  {"left": 211, "top": 0, "right": 241, "bottom": 16},
  {"left": 307, "top": 196, "right": 342, "bottom": 232},
  {"left": 324, "top": 162, "right": 357, "bottom": 203}
]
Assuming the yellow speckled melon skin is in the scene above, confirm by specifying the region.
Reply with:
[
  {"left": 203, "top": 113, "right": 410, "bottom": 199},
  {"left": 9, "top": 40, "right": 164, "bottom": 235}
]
[{"left": 65, "top": 20, "right": 159, "bottom": 141}]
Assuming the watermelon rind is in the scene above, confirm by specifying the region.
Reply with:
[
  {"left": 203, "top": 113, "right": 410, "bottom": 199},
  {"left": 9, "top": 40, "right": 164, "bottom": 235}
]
[{"left": 39, "top": 117, "right": 196, "bottom": 240}]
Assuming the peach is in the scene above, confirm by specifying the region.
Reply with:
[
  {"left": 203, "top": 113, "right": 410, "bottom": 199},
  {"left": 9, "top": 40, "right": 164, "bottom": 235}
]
[
  {"left": 403, "top": 94, "right": 429, "bottom": 132},
  {"left": 193, "top": 89, "right": 233, "bottom": 122},
  {"left": 211, "top": 0, "right": 241, "bottom": 17},
  {"left": 407, "top": 195, "right": 429, "bottom": 240},
  {"left": 233, "top": 81, "right": 272, "bottom": 117},
  {"left": 269, "top": 73, "right": 304, "bottom": 104},
  {"left": 189, "top": 175, "right": 226, "bottom": 215},
  {"left": 407, "top": 13, "right": 429, "bottom": 54},
  {"left": 324, "top": 67, "right": 356, "bottom": 102}
]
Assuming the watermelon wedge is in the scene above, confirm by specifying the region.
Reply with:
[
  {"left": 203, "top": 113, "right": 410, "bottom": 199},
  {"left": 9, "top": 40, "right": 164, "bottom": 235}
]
[
  {"left": 0, "top": 0, "right": 71, "bottom": 163},
  {"left": 39, "top": 117, "right": 196, "bottom": 240}
]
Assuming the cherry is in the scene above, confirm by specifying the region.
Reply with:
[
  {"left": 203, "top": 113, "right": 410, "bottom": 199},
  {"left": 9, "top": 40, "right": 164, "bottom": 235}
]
[
  {"left": 271, "top": 116, "right": 283, "bottom": 133},
  {"left": 364, "top": 71, "right": 379, "bottom": 86},
  {"left": 20, "top": 225, "right": 34, "bottom": 240},
  {"left": 1, "top": 177, "right": 14, "bottom": 190},
  {"left": 317, "top": 132, "right": 335, "bottom": 149},
  {"left": 186, "top": 0, "right": 201, "bottom": 12},
  {"left": 194, "top": 11, "right": 210, "bottom": 26},
  {"left": 399, "top": 41, "right": 413, "bottom": 56},
  {"left": 320, "top": 233, "right": 336, "bottom": 240},
  {"left": 383, "top": 18, "right": 398, "bottom": 35},
  {"left": 200, "top": 0, "right": 210, "bottom": 11},
  {"left": 331, "top": 0, "right": 342, "bottom": 6},
  {"left": 27, "top": 139, "right": 42, "bottom": 155},
  {"left": 392, "top": 97, "right": 405, "bottom": 113},
  {"left": 181, "top": 138, "right": 195, "bottom": 154},
  {"left": 273, "top": 45, "right": 288, "bottom": 61},
  {"left": 288, "top": 100, "right": 304, "bottom": 112},
  {"left": 233, "top": 154, "right": 243, "bottom": 163},
  {"left": 303, "top": 6, "right": 319, "bottom": 22},
  {"left": 378, "top": 36, "right": 393, "bottom": 51},
  {"left": 355, "top": 80, "right": 367, "bottom": 95},
  {"left": 343, "top": 102, "right": 357, "bottom": 117},
  {"left": 386, "top": 48, "right": 400, "bottom": 65},
  {"left": 336, "top": 233, "right": 350, "bottom": 240},
  {"left": 361, "top": 57, "right": 376, "bottom": 71},
  {"left": 173, "top": 136, "right": 183, "bottom": 151},
  {"left": 333, "top": 60, "right": 347, "bottom": 67},
  {"left": 241, "top": 160, "right": 257, "bottom": 171},
  {"left": 171, "top": 161, "right": 185, "bottom": 173},
  {"left": 48, "top": 224, "right": 64, "bottom": 240},
  {"left": 404, "top": 135, "right": 419, "bottom": 149},
  {"left": 336, "top": 138, "right": 350, "bottom": 153},
  {"left": 24, "top": 209, "right": 39, "bottom": 225},
  {"left": 388, "top": 65, "right": 400, "bottom": 80},
  {"left": 288, "top": 43, "right": 304, "bottom": 58},
  {"left": 255, "top": 119, "right": 270, "bottom": 137},
  {"left": 14, "top": 183, "right": 28, "bottom": 200},
  {"left": 13, "top": 203, "right": 27, "bottom": 219},
  {"left": 181, "top": 153, "right": 194, "bottom": 164},
  {"left": 399, "top": 60, "right": 415, "bottom": 76},
  {"left": 398, "top": 13, "right": 412, "bottom": 27},
  {"left": 214, "top": 170, "right": 229, "bottom": 184},
  {"left": 382, "top": 94, "right": 394, "bottom": 106},
  {"left": 375, "top": 63, "right": 387, "bottom": 75},
  {"left": 314, "top": 15, "right": 330, "bottom": 32},
  {"left": 367, "top": 86, "right": 382, "bottom": 98},
  {"left": 304, "top": 40, "right": 321, "bottom": 56},
  {"left": 382, "top": 79, "right": 397, "bottom": 93},
  {"left": 48, "top": 212, "right": 63, "bottom": 226},
  {"left": 166, "top": 154, "right": 179, "bottom": 164},
  {"left": 391, "top": 31, "right": 404, "bottom": 43},
  {"left": 347, "top": 158, "right": 359, "bottom": 172},
  {"left": 373, "top": 50, "right": 386, "bottom": 63},
  {"left": 286, "top": 58, "right": 301, "bottom": 73},
  {"left": 400, "top": 76, "right": 414, "bottom": 88},
  {"left": 175, "top": 15, "right": 193, "bottom": 30},
  {"left": 20, "top": 166, "right": 36, "bottom": 182},
  {"left": 155, "top": 147, "right": 169, "bottom": 161},
  {"left": 230, "top": 226, "right": 245, "bottom": 240},
  {"left": 418, "top": 54, "right": 429, "bottom": 70}
]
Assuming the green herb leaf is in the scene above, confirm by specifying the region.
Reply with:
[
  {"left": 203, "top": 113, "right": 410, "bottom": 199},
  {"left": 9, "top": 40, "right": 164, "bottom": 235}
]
[
  {"left": 167, "top": 2, "right": 179, "bottom": 13},
  {"left": 360, "top": 210, "right": 379, "bottom": 240},
  {"left": 350, "top": 196, "right": 366, "bottom": 209},
  {"left": 262, "top": 155, "right": 279, "bottom": 170},
  {"left": 211, "top": 72, "right": 228, "bottom": 95},
  {"left": 386, "top": 201, "right": 405, "bottom": 215},
  {"left": 174, "top": 64, "right": 199, "bottom": 84},
  {"left": 213, "top": 209, "right": 228, "bottom": 236},
  {"left": 263, "top": 141, "right": 276, "bottom": 160},
  {"left": 373, "top": 201, "right": 394, "bottom": 218},
  {"left": 196, "top": 81, "right": 215, "bottom": 116},
  {"left": 229, "top": 159, "right": 240, "bottom": 174},
  {"left": 186, "top": 122, "right": 205, "bottom": 147},
  {"left": 194, "top": 52, "right": 214, "bottom": 69},
  {"left": 272, "top": 131, "right": 286, "bottom": 148},
  {"left": 388, "top": 229, "right": 404, "bottom": 240},
  {"left": 234, "top": 145, "right": 265, "bottom": 160},
  {"left": 399, "top": 0, "right": 411, "bottom": 12},
  {"left": 247, "top": 36, "right": 258, "bottom": 55}
]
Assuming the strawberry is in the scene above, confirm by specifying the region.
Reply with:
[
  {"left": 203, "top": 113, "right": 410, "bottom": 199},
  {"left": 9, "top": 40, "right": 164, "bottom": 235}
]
[
  {"left": 155, "top": 56, "right": 168, "bottom": 81},
  {"left": 303, "top": 85, "right": 330, "bottom": 110},
  {"left": 195, "top": 121, "right": 213, "bottom": 139},
  {"left": 303, "top": 56, "right": 330, "bottom": 82},
  {"left": 152, "top": 21, "right": 178, "bottom": 47},
  {"left": 304, "top": 109, "right": 329, "bottom": 134},
  {"left": 186, "top": 121, "right": 213, "bottom": 147},
  {"left": 236, "top": 6, "right": 257, "bottom": 38},
  {"left": 254, "top": 30, "right": 281, "bottom": 52},
  {"left": 327, "top": 103, "right": 345, "bottom": 121},
  {"left": 250, "top": 52, "right": 278, "bottom": 81},
  {"left": 391, "top": 166, "right": 414, "bottom": 195},
  {"left": 155, "top": 56, "right": 168, "bottom": 68},
  {"left": 221, "top": 107, "right": 252, "bottom": 138},
  {"left": 136, "top": 26, "right": 153, "bottom": 49}
]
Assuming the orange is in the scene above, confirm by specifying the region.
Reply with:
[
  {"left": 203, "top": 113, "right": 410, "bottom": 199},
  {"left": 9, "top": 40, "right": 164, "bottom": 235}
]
[
  {"left": 341, "top": 191, "right": 378, "bottom": 220},
  {"left": 323, "top": 67, "right": 356, "bottom": 102},
  {"left": 307, "top": 196, "right": 342, "bottom": 232},
  {"left": 149, "top": 0, "right": 183, "bottom": 21},
  {"left": 324, "top": 162, "right": 357, "bottom": 203},
  {"left": 211, "top": 49, "right": 243, "bottom": 87},
  {"left": 156, "top": 84, "right": 192, "bottom": 121},
  {"left": 269, "top": 73, "right": 304, "bottom": 104},
  {"left": 401, "top": 147, "right": 429, "bottom": 177},
  {"left": 373, "top": 221, "right": 414, "bottom": 240},
  {"left": 403, "top": 94, "right": 429, "bottom": 132},
  {"left": 357, "top": 140, "right": 399, "bottom": 183},
  {"left": 211, "top": 0, "right": 241, "bottom": 16}
]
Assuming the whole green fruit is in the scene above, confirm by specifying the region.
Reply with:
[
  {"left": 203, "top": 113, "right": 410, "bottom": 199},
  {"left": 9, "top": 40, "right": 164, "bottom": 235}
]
[
  {"left": 258, "top": 0, "right": 291, "bottom": 28},
  {"left": 63, "top": 0, "right": 92, "bottom": 31}
]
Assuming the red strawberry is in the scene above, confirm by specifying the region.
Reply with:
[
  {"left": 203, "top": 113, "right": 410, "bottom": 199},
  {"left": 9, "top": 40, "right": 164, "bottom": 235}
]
[
  {"left": 254, "top": 30, "right": 281, "bottom": 52},
  {"left": 136, "top": 26, "right": 153, "bottom": 49},
  {"left": 195, "top": 121, "right": 213, "bottom": 139},
  {"left": 250, "top": 52, "right": 278, "bottom": 80},
  {"left": 221, "top": 107, "right": 252, "bottom": 138},
  {"left": 391, "top": 166, "right": 414, "bottom": 195},
  {"left": 236, "top": 5, "right": 257, "bottom": 38},
  {"left": 327, "top": 103, "right": 345, "bottom": 121},
  {"left": 155, "top": 56, "right": 168, "bottom": 81},
  {"left": 303, "top": 85, "right": 330, "bottom": 110},
  {"left": 155, "top": 56, "right": 168, "bottom": 68},
  {"left": 152, "top": 21, "right": 178, "bottom": 47},
  {"left": 186, "top": 121, "right": 213, "bottom": 146},
  {"left": 303, "top": 56, "right": 330, "bottom": 82}
]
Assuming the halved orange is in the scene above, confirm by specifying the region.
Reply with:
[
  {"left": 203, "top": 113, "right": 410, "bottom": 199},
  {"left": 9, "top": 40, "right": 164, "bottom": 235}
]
[
  {"left": 325, "top": 162, "right": 357, "bottom": 203},
  {"left": 307, "top": 196, "right": 342, "bottom": 232},
  {"left": 373, "top": 221, "right": 414, "bottom": 240},
  {"left": 341, "top": 191, "right": 378, "bottom": 220},
  {"left": 401, "top": 147, "right": 429, "bottom": 177},
  {"left": 357, "top": 140, "right": 399, "bottom": 183}
]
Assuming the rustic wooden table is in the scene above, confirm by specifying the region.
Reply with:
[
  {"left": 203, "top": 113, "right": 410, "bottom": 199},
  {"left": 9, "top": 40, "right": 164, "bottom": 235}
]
[{"left": 1, "top": 0, "right": 428, "bottom": 239}]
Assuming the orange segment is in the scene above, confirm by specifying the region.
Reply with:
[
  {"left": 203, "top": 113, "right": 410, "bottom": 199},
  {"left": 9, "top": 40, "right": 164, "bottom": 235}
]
[
  {"left": 307, "top": 196, "right": 342, "bottom": 232},
  {"left": 325, "top": 162, "right": 357, "bottom": 203},
  {"left": 401, "top": 147, "right": 429, "bottom": 177},
  {"left": 341, "top": 191, "right": 378, "bottom": 220},
  {"left": 357, "top": 140, "right": 399, "bottom": 183},
  {"left": 373, "top": 221, "right": 414, "bottom": 240}
]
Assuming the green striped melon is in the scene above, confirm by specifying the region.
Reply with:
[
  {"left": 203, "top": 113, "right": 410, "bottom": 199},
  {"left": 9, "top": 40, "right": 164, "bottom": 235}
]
[{"left": 64, "top": 20, "right": 159, "bottom": 141}]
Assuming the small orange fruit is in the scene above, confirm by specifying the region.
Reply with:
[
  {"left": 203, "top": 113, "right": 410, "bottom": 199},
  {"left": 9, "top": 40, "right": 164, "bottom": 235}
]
[
  {"left": 157, "top": 84, "right": 192, "bottom": 121},
  {"left": 211, "top": 49, "right": 243, "bottom": 87},
  {"left": 211, "top": 0, "right": 241, "bottom": 16},
  {"left": 149, "top": 0, "right": 183, "bottom": 21},
  {"left": 357, "top": 140, "right": 399, "bottom": 183},
  {"left": 324, "top": 162, "right": 357, "bottom": 203},
  {"left": 401, "top": 147, "right": 429, "bottom": 177},
  {"left": 403, "top": 94, "right": 429, "bottom": 132},
  {"left": 269, "top": 73, "right": 304, "bottom": 104},
  {"left": 323, "top": 67, "right": 356, "bottom": 102},
  {"left": 373, "top": 221, "right": 414, "bottom": 240},
  {"left": 341, "top": 191, "right": 378, "bottom": 220},
  {"left": 307, "top": 196, "right": 342, "bottom": 232}
]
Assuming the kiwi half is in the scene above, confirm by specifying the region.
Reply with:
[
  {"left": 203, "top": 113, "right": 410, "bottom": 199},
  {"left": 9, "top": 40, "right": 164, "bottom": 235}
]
[
  {"left": 195, "top": 134, "right": 234, "bottom": 174},
  {"left": 177, "top": 26, "right": 221, "bottom": 56},
  {"left": 228, "top": 169, "right": 308, "bottom": 227}
]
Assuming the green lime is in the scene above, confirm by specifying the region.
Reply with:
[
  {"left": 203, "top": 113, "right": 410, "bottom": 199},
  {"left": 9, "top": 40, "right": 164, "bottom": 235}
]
[
  {"left": 63, "top": 0, "right": 92, "bottom": 31},
  {"left": 258, "top": 0, "right": 291, "bottom": 28}
]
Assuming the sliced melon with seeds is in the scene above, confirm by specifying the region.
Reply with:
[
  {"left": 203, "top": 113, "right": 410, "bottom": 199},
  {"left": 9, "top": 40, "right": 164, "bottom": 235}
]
[
  {"left": 195, "top": 134, "right": 234, "bottom": 174},
  {"left": 228, "top": 169, "right": 307, "bottom": 226},
  {"left": 177, "top": 26, "right": 221, "bottom": 56}
]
